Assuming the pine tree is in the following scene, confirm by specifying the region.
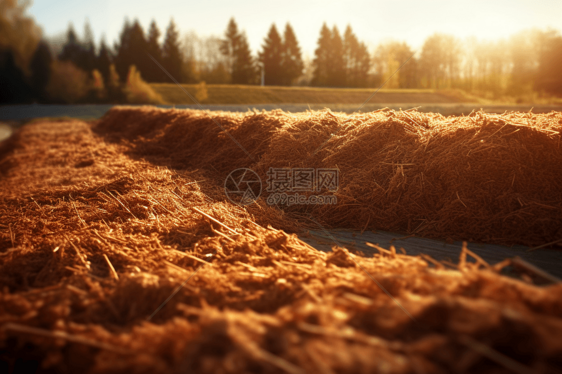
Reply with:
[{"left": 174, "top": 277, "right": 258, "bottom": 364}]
[
  {"left": 233, "top": 34, "right": 256, "bottom": 84},
  {"left": 96, "top": 38, "right": 112, "bottom": 85},
  {"left": 59, "top": 24, "right": 82, "bottom": 66},
  {"left": 328, "top": 26, "right": 345, "bottom": 87},
  {"left": 113, "top": 19, "right": 131, "bottom": 81},
  {"left": 146, "top": 20, "right": 164, "bottom": 82},
  {"left": 220, "top": 18, "right": 256, "bottom": 84},
  {"left": 312, "top": 24, "right": 346, "bottom": 87},
  {"left": 312, "top": 23, "right": 332, "bottom": 86},
  {"left": 343, "top": 26, "right": 357, "bottom": 85},
  {"left": 59, "top": 22, "right": 98, "bottom": 75},
  {"left": 29, "top": 40, "right": 53, "bottom": 101},
  {"left": 114, "top": 20, "right": 149, "bottom": 82},
  {"left": 343, "top": 25, "right": 371, "bottom": 87},
  {"left": 220, "top": 18, "right": 240, "bottom": 79},
  {"left": 281, "top": 23, "right": 303, "bottom": 86},
  {"left": 162, "top": 19, "right": 186, "bottom": 82},
  {"left": 353, "top": 42, "right": 371, "bottom": 87},
  {"left": 80, "top": 21, "right": 96, "bottom": 72},
  {"left": 114, "top": 20, "right": 132, "bottom": 81},
  {"left": 259, "top": 24, "right": 283, "bottom": 85}
]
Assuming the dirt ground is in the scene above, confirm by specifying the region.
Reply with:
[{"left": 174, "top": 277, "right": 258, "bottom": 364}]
[{"left": 1, "top": 107, "right": 561, "bottom": 373}]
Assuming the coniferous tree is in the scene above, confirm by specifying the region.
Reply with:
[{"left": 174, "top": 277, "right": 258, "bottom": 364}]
[
  {"left": 312, "top": 23, "right": 332, "bottom": 86},
  {"left": 259, "top": 24, "right": 283, "bottom": 85},
  {"left": 80, "top": 21, "right": 96, "bottom": 72},
  {"left": 96, "top": 38, "right": 112, "bottom": 85},
  {"left": 343, "top": 25, "right": 371, "bottom": 87},
  {"left": 130, "top": 20, "right": 150, "bottom": 80},
  {"left": 59, "top": 24, "right": 82, "bottom": 66},
  {"left": 114, "top": 20, "right": 149, "bottom": 82},
  {"left": 113, "top": 19, "right": 131, "bottom": 81},
  {"left": 343, "top": 26, "right": 358, "bottom": 85},
  {"left": 355, "top": 42, "right": 372, "bottom": 87},
  {"left": 146, "top": 20, "right": 164, "bottom": 82},
  {"left": 29, "top": 40, "right": 52, "bottom": 101},
  {"left": 162, "top": 19, "right": 186, "bottom": 82},
  {"left": 220, "top": 18, "right": 256, "bottom": 84},
  {"left": 312, "top": 24, "right": 346, "bottom": 87},
  {"left": 281, "top": 23, "right": 303, "bottom": 85},
  {"left": 59, "top": 22, "right": 98, "bottom": 75},
  {"left": 328, "top": 26, "right": 345, "bottom": 87},
  {"left": 220, "top": 18, "right": 240, "bottom": 80},
  {"left": 233, "top": 34, "right": 256, "bottom": 84}
]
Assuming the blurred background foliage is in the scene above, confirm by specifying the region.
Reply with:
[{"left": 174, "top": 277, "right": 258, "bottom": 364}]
[{"left": 1, "top": 0, "right": 561, "bottom": 104}]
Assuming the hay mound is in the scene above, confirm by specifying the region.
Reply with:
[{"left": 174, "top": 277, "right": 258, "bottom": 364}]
[
  {"left": 98, "top": 106, "right": 562, "bottom": 246},
  {"left": 0, "top": 111, "right": 561, "bottom": 373}
]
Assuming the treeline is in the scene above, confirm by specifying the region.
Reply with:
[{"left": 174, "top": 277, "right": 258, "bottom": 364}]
[
  {"left": 379, "top": 31, "right": 562, "bottom": 99},
  {"left": 46, "top": 18, "right": 376, "bottom": 89},
  {"left": 1, "top": 0, "right": 562, "bottom": 105}
]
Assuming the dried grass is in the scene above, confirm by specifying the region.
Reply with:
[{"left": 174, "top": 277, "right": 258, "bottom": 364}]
[
  {"left": 0, "top": 108, "right": 561, "bottom": 373},
  {"left": 97, "top": 106, "right": 562, "bottom": 246}
]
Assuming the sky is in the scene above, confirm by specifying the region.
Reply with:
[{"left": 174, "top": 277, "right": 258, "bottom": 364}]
[{"left": 28, "top": 0, "right": 562, "bottom": 57}]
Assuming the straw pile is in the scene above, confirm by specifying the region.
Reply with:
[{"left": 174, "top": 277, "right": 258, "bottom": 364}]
[
  {"left": 0, "top": 110, "right": 561, "bottom": 373},
  {"left": 98, "top": 106, "right": 562, "bottom": 246}
]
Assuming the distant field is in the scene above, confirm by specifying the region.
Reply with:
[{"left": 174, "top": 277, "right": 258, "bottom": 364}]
[{"left": 150, "top": 84, "right": 473, "bottom": 105}]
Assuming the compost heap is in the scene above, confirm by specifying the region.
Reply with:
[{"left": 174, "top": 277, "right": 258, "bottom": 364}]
[{"left": 0, "top": 107, "right": 561, "bottom": 374}]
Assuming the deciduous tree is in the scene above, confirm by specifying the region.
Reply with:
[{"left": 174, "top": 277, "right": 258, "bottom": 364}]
[
  {"left": 373, "top": 41, "right": 417, "bottom": 88},
  {"left": 183, "top": 33, "right": 229, "bottom": 84},
  {"left": 419, "top": 33, "right": 460, "bottom": 88},
  {"left": 535, "top": 31, "right": 562, "bottom": 96},
  {"left": 0, "top": 0, "right": 41, "bottom": 73}
]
